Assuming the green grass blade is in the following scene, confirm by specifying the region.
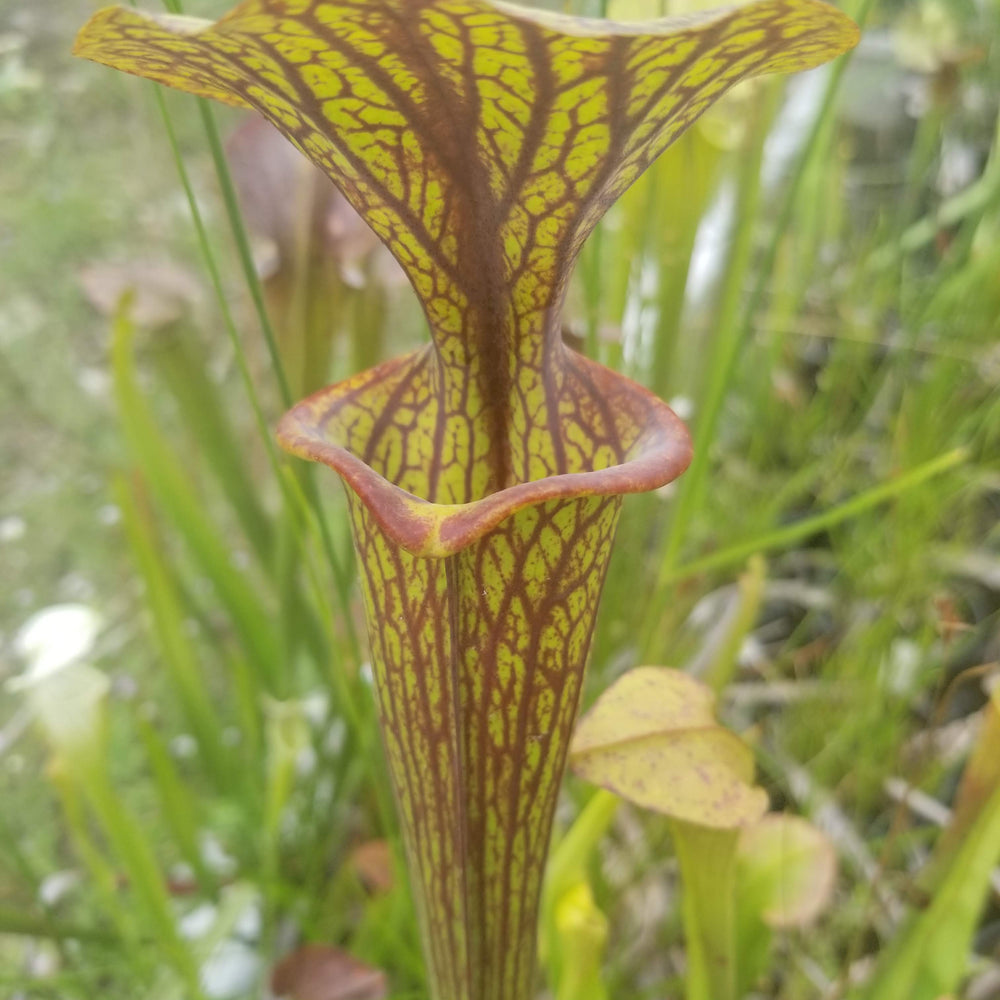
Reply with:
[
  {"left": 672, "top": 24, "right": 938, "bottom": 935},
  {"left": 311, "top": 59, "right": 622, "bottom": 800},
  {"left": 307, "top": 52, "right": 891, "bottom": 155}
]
[
  {"left": 660, "top": 447, "right": 969, "bottom": 586},
  {"left": 111, "top": 310, "right": 283, "bottom": 691},
  {"left": 854, "top": 776, "right": 1000, "bottom": 1000},
  {"left": 151, "top": 328, "right": 274, "bottom": 566},
  {"left": 116, "top": 475, "right": 232, "bottom": 784}
]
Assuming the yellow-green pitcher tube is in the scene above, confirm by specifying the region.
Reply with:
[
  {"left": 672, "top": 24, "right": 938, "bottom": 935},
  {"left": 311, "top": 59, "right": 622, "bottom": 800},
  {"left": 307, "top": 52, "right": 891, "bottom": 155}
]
[
  {"left": 276, "top": 339, "right": 691, "bottom": 1000},
  {"left": 73, "top": 1, "right": 859, "bottom": 996},
  {"left": 348, "top": 492, "right": 621, "bottom": 1000}
]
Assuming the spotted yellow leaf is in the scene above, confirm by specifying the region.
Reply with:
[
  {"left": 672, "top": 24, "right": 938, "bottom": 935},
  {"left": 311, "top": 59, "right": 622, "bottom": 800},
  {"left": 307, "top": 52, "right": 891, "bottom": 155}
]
[{"left": 570, "top": 667, "right": 768, "bottom": 828}]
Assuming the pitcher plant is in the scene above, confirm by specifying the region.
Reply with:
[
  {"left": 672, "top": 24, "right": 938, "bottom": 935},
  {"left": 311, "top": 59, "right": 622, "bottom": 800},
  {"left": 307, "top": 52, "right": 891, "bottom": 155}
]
[{"left": 74, "top": 0, "right": 858, "bottom": 996}]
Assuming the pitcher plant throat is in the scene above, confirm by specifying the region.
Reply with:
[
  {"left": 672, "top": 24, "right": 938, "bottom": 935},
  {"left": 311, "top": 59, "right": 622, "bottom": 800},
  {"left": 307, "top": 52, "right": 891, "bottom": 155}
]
[{"left": 73, "top": 1, "right": 859, "bottom": 997}]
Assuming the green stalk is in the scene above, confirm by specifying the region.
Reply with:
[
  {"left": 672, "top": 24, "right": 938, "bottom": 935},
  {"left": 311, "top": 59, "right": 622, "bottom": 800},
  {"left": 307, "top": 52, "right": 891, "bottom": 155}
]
[
  {"left": 49, "top": 767, "right": 150, "bottom": 967},
  {"left": 83, "top": 767, "right": 204, "bottom": 995},
  {"left": 149, "top": 85, "right": 284, "bottom": 472},
  {"left": 554, "top": 882, "right": 609, "bottom": 1000},
  {"left": 673, "top": 824, "right": 741, "bottom": 1000},
  {"left": 869, "top": 105, "right": 1000, "bottom": 271},
  {"left": 158, "top": 0, "right": 294, "bottom": 408},
  {"left": 545, "top": 790, "right": 621, "bottom": 915},
  {"left": 137, "top": 716, "right": 217, "bottom": 892},
  {"left": 116, "top": 476, "right": 232, "bottom": 786},
  {"left": 641, "top": 87, "right": 774, "bottom": 659},
  {"left": 111, "top": 310, "right": 284, "bottom": 692},
  {"left": 648, "top": 130, "right": 724, "bottom": 399},
  {"left": 194, "top": 99, "right": 294, "bottom": 407},
  {"left": 541, "top": 790, "right": 620, "bottom": 998},
  {"left": 0, "top": 907, "right": 112, "bottom": 944},
  {"left": 703, "top": 553, "right": 766, "bottom": 694},
  {"left": 151, "top": 327, "right": 274, "bottom": 566}
]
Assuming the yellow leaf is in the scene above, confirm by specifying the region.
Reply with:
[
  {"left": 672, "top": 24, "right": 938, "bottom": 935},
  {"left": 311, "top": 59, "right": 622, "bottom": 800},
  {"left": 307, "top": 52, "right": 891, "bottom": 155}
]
[{"left": 570, "top": 667, "right": 768, "bottom": 828}]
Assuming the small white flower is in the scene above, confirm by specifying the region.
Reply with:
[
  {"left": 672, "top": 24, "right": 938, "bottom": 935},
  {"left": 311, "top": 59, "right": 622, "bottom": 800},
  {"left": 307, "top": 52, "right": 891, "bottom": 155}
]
[
  {"left": 9, "top": 605, "right": 108, "bottom": 768},
  {"left": 0, "top": 515, "right": 26, "bottom": 543},
  {"left": 180, "top": 903, "right": 219, "bottom": 940},
  {"left": 14, "top": 660, "right": 110, "bottom": 768},
  {"left": 13, "top": 603, "right": 102, "bottom": 680},
  {"left": 200, "top": 940, "right": 261, "bottom": 999}
]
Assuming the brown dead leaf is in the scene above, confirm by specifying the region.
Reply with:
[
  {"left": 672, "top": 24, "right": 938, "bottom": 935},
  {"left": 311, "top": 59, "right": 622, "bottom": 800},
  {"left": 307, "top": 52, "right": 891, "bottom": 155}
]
[
  {"left": 78, "top": 259, "right": 201, "bottom": 328},
  {"left": 350, "top": 839, "right": 394, "bottom": 894},
  {"left": 271, "top": 944, "right": 388, "bottom": 1000},
  {"left": 226, "top": 116, "right": 380, "bottom": 279}
]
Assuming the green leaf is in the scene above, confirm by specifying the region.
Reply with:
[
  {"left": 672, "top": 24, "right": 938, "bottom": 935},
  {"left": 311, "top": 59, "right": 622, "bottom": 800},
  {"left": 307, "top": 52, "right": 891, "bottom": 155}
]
[
  {"left": 855, "top": 746, "right": 1000, "bottom": 1000},
  {"left": 922, "top": 686, "right": 1000, "bottom": 888}
]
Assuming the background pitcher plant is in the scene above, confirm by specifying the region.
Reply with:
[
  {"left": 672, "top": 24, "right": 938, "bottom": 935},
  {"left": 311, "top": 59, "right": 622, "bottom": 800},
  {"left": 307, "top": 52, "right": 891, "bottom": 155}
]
[{"left": 73, "top": 1, "right": 858, "bottom": 997}]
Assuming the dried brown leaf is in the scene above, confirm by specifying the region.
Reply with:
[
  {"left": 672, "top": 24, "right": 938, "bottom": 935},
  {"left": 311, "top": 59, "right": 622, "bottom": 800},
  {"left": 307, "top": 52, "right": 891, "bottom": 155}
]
[
  {"left": 271, "top": 944, "right": 388, "bottom": 1000},
  {"left": 350, "top": 839, "right": 394, "bottom": 894},
  {"left": 78, "top": 259, "right": 201, "bottom": 328},
  {"left": 226, "top": 116, "right": 379, "bottom": 277}
]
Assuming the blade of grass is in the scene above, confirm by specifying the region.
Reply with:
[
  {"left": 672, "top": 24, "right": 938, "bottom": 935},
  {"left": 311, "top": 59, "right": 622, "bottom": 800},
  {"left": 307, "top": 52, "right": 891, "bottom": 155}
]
[
  {"left": 151, "top": 83, "right": 361, "bottom": 666},
  {"left": 854, "top": 772, "right": 1000, "bottom": 1000},
  {"left": 147, "top": 85, "right": 284, "bottom": 474},
  {"left": 82, "top": 767, "right": 205, "bottom": 996},
  {"left": 151, "top": 327, "right": 274, "bottom": 566},
  {"left": 48, "top": 765, "right": 157, "bottom": 982},
  {"left": 152, "top": 0, "right": 361, "bottom": 658},
  {"left": 156, "top": 0, "right": 293, "bottom": 408},
  {"left": 643, "top": 0, "right": 873, "bottom": 658},
  {"left": 112, "top": 309, "right": 284, "bottom": 692},
  {"left": 146, "top": 80, "right": 359, "bottom": 666},
  {"left": 0, "top": 906, "right": 114, "bottom": 944},
  {"left": 638, "top": 84, "right": 775, "bottom": 662},
  {"left": 660, "top": 447, "right": 968, "bottom": 586},
  {"left": 116, "top": 474, "right": 232, "bottom": 785},
  {"left": 194, "top": 98, "right": 294, "bottom": 407},
  {"left": 868, "top": 106, "right": 1000, "bottom": 272},
  {"left": 136, "top": 714, "right": 217, "bottom": 892}
]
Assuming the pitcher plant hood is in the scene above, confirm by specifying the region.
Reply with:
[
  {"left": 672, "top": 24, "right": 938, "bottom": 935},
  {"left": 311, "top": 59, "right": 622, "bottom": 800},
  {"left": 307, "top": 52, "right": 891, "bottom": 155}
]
[{"left": 74, "top": 0, "right": 858, "bottom": 540}]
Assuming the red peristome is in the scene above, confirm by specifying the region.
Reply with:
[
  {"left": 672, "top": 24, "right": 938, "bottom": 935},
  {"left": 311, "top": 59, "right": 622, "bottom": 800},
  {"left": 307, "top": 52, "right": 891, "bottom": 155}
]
[{"left": 277, "top": 347, "right": 691, "bottom": 558}]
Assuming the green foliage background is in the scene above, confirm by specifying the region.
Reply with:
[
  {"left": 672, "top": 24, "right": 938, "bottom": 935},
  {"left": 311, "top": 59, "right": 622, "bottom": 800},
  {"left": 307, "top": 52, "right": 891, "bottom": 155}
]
[{"left": 1, "top": 0, "right": 999, "bottom": 996}]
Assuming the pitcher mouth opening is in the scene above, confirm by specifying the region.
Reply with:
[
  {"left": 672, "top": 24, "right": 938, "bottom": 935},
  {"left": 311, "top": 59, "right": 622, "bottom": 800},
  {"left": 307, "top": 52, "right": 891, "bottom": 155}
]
[{"left": 276, "top": 347, "right": 692, "bottom": 558}]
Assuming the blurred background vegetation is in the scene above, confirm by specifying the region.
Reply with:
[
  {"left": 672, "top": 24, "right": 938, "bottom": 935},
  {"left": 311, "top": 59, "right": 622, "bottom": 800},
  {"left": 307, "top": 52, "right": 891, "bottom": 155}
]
[{"left": 1, "top": 0, "right": 999, "bottom": 996}]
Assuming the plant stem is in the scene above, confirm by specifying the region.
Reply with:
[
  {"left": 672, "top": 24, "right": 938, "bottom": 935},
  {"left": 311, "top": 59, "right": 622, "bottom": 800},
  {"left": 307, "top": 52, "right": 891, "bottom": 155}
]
[
  {"left": 542, "top": 790, "right": 621, "bottom": 997},
  {"left": 194, "top": 99, "right": 294, "bottom": 408},
  {"left": 673, "top": 823, "right": 741, "bottom": 1000},
  {"left": 546, "top": 790, "right": 621, "bottom": 907}
]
